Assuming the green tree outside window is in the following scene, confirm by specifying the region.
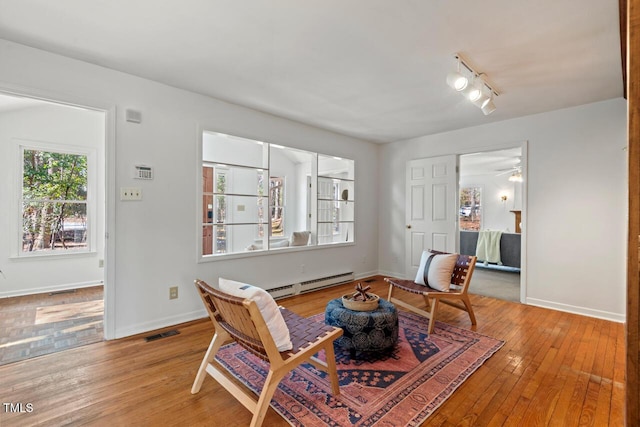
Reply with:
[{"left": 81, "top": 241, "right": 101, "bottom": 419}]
[{"left": 22, "top": 149, "right": 88, "bottom": 252}]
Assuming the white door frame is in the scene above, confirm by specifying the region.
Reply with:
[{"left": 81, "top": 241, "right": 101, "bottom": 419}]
[
  {"left": 405, "top": 141, "right": 528, "bottom": 303},
  {"left": 0, "top": 83, "right": 117, "bottom": 339},
  {"left": 455, "top": 141, "right": 528, "bottom": 303}
]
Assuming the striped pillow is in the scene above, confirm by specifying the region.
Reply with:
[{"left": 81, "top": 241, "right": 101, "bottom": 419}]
[{"left": 414, "top": 251, "right": 457, "bottom": 291}]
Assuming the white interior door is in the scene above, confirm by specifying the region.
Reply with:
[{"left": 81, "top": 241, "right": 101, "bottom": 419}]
[{"left": 405, "top": 155, "right": 458, "bottom": 279}]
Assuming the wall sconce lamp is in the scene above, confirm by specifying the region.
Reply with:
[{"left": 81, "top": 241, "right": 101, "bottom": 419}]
[
  {"left": 500, "top": 194, "right": 508, "bottom": 202},
  {"left": 446, "top": 53, "right": 500, "bottom": 115}
]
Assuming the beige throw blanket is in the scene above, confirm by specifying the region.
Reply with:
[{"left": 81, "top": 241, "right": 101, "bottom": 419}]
[{"left": 476, "top": 230, "right": 503, "bottom": 264}]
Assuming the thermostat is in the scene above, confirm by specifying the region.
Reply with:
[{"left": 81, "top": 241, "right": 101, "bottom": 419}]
[{"left": 134, "top": 164, "right": 153, "bottom": 180}]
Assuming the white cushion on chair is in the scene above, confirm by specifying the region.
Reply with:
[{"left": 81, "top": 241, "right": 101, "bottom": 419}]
[
  {"left": 414, "top": 251, "right": 458, "bottom": 291},
  {"left": 218, "top": 278, "right": 293, "bottom": 351}
]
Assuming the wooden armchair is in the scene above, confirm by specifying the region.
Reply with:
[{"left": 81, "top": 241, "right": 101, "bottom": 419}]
[
  {"left": 191, "top": 279, "right": 343, "bottom": 427},
  {"left": 385, "top": 253, "right": 477, "bottom": 334}
]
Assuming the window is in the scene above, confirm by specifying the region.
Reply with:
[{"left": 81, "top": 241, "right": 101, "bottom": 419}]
[
  {"left": 21, "top": 147, "right": 91, "bottom": 254},
  {"left": 459, "top": 186, "right": 482, "bottom": 231},
  {"left": 317, "top": 155, "right": 355, "bottom": 245},
  {"left": 202, "top": 162, "right": 267, "bottom": 255},
  {"left": 200, "top": 131, "right": 355, "bottom": 258},
  {"left": 269, "top": 177, "right": 285, "bottom": 236}
]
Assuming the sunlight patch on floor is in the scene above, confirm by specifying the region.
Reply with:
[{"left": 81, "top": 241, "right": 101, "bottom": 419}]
[{"left": 35, "top": 300, "right": 104, "bottom": 324}]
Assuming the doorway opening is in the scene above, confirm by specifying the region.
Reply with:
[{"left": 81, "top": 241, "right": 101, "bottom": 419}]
[
  {"left": 0, "top": 92, "right": 106, "bottom": 364},
  {"left": 458, "top": 147, "right": 524, "bottom": 302}
]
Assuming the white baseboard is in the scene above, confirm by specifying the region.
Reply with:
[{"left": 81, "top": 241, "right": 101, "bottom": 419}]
[
  {"left": 114, "top": 309, "right": 208, "bottom": 339},
  {"left": 377, "top": 269, "right": 405, "bottom": 279},
  {"left": 354, "top": 270, "right": 379, "bottom": 280},
  {"left": 0, "top": 280, "right": 103, "bottom": 298},
  {"left": 526, "top": 297, "right": 625, "bottom": 323}
]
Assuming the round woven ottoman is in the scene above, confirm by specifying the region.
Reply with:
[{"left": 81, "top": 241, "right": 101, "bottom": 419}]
[{"left": 324, "top": 297, "right": 399, "bottom": 358}]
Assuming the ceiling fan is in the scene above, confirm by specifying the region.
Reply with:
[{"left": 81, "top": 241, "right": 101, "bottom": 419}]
[
  {"left": 495, "top": 166, "right": 521, "bottom": 176},
  {"left": 495, "top": 165, "right": 523, "bottom": 182},
  {"left": 495, "top": 156, "right": 522, "bottom": 176}
]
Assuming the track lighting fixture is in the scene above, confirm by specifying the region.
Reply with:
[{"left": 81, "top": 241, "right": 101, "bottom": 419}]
[
  {"left": 446, "top": 59, "right": 469, "bottom": 92},
  {"left": 446, "top": 53, "right": 500, "bottom": 115}
]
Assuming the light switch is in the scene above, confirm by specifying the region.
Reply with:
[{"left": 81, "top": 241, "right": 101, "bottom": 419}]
[{"left": 120, "top": 187, "right": 143, "bottom": 201}]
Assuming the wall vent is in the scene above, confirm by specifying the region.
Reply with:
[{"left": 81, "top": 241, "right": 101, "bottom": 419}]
[
  {"left": 299, "top": 272, "right": 354, "bottom": 294},
  {"left": 145, "top": 330, "right": 179, "bottom": 342}
]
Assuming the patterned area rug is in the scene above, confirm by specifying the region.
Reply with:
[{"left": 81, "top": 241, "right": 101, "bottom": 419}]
[{"left": 215, "top": 311, "right": 504, "bottom": 426}]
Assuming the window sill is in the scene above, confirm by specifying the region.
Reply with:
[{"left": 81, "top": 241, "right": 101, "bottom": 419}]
[
  {"left": 198, "top": 241, "right": 356, "bottom": 263},
  {"left": 10, "top": 251, "right": 97, "bottom": 261}
]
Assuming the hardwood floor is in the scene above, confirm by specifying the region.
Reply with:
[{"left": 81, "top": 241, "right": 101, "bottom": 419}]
[
  {"left": 0, "top": 286, "right": 104, "bottom": 365},
  {"left": 0, "top": 277, "right": 624, "bottom": 426}
]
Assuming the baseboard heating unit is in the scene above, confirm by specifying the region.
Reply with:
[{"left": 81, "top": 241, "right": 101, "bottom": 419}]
[
  {"left": 267, "top": 284, "right": 296, "bottom": 299},
  {"left": 299, "top": 272, "right": 354, "bottom": 293},
  {"left": 267, "top": 272, "right": 354, "bottom": 300}
]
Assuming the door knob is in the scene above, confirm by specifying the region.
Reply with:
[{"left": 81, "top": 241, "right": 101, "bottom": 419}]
[{"left": 406, "top": 225, "right": 412, "bottom": 229}]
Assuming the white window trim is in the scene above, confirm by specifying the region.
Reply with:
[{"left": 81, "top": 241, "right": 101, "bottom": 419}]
[
  {"left": 16, "top": 139, "right": 97, "bottom": 258},
  {"left": 197, "top": 128, "right": 355, "bottom": 262}
]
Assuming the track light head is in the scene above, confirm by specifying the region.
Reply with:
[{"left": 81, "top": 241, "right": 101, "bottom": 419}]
[
  {"left": 472, "top": 92, "right": 491, "bottom": 109},
  {"left": 469, "top": 77, "right": 490, "bottom": 106},
  {"left": 446, "top": 72, "right": 469, "bottom": 91},
  {"left": 481, "top": 98, "right": 496, "bottom": 115},
  {"left": 468, "top": 84, "right": 483, "bottom": 102}
]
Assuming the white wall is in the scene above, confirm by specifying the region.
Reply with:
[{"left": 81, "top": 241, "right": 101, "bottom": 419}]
[
  {"left": 459, "top": 173, "right": 521, "bottom": 232},
  {"left": 379, "top": 98, "right": 627, "bottom": 321},
  {"left": 0, "top": 103, "right": 105, "bottom": 297},
  {"left": 0, "top": 40, "right": 379, "bottom": 338}
]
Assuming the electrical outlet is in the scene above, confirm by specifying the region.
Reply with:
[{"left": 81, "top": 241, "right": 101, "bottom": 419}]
[
  {"left": 120, "top": 187, "right": 143, "bottom": 201},
  {"left": 98, "top": 259, "right": 104, "bottom": 268},
  {"left": 169, "top": 286, "right": 178, "bottom": 300}
]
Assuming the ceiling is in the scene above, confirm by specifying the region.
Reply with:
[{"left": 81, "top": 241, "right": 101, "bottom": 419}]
[
  {"left": 0, "top": 93, "right": 43, "bottom": 113},
  {"left": 460, "top": 148, "right": 522, "bottom": 177},
  {"left": 0, "top": 1, "right": 624, "bottom": 143}
]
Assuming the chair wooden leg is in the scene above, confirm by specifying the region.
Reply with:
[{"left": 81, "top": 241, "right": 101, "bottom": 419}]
[
  {"left": 462, "top": 295, "right": 477, "bottom": 325},
  {"left": 422, "top": 294, "right": 431, "bottom": 314},
  {"left": 323, "top": 343, "right": 341, "bottom": 396},
  {"left": 387, "top": 284, "right": 395, "bottom": 300},
  {"left": 251, "top": 370, "right": 282, "bottom": 427},
  {"left": 191, "top": 332, "right": 226, "bottom": 394},
  {"left": 427, "top": 298, "right": 439, "bottom": 335}
]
